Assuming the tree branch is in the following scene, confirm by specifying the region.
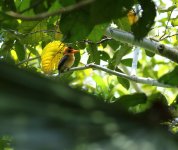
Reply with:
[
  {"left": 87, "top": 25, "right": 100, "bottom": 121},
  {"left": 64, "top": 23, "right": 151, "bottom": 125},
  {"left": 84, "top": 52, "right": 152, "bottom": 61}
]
[
  {"left": 63, "top": 64, "right": 176, "bottom": 88},
  {"left": 105, "top": 27, "right": 178, "bottom": 63},
  {"left": 6, "top": 0, "right": 95, "bottom": 21}
]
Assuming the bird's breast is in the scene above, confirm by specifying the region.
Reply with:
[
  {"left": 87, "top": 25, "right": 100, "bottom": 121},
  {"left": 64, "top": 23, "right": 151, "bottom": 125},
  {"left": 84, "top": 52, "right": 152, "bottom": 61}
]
[{"left": 65, "top": 55, "right": 75, "bottom": 68}]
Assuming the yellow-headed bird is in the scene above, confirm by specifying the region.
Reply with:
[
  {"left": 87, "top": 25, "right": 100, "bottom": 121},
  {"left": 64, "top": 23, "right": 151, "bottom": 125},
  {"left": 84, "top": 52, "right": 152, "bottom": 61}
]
[{"left": 58, "top": 46, "right": 79, "bottom": 75}]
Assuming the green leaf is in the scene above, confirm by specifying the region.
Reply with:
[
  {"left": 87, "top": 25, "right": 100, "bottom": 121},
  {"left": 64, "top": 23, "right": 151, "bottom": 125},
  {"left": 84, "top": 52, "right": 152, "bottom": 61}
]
[
  {"left": 27, "top": 46, "right": 39, "bottom": 56},
  {"left": 121, "top": 58, "right": 133, "bottom": 67},
  {"left": 87, "top": 44, "right": 100, "bottom": 64},
  {"left": 108, "top": 44, "right": 132, "bottom": 69},
  {"left": 0, "top": 13, "right": 18, "bottom": 29},
  {"left": 90, "top": 0, "right": 134, "bottom": 24},
  {"left": 117, "top": 76, "right": 130, "bottom": 90},
  {"left": 108, "top": 39, "right": 121, "bottom": 50},
  {"left": 30, "top": 0, "right": 50, "bottom": 14},
  {"left": 15, "top": 0, "right": 30, "bottom": 13},
  {"left": 0, "top": 136, "right": 13, "bottom": 150},
  {"left": 171, "top": 18, "right": 178, "bottom": 27},
  {"left": 48, "top": 0, "right": 61, "bottom": 12},
  {"left": 60, "top": 10, "right": 93, "bottom": 42},
  {"left": 158, "top": 66, "right": 178, "bottom": 86},
  {"left": 114, "top": 17, "right": 131, "bottom": 32},
  {"left": 116, "top": 68, "right": 130, "bottom": 90},
  {"left": 0, "top": 45, "right": 15, "bottom": 64},
  {"left": 115, "top": 93, "right": 147, "bottom": 109},
  {"left": 93, "top": 74, "right": 108, "bottom": 99},
  {"left": 101, "top": 41, "right": 108, "bottom": 48},
  {"left": 148, "top": 93, "right": 168, "bottom": 105},
  {"left": 77, "top": 42, "right": 86, "bottom": 49},
  {"left": 88, "top": 23, "right": 109, "bottom": 42},
  {"left": 99, "top": 51, "right": 110, "bottom": 61},
  {"left": 0, "top": 0, "right": 16, "bottom": 11},
  {"left": 73, "top": 51, "right": 81, "bottom": 67},
  {"left": 59, "top": 0, "right": 76, "bottom": 7},
  {"left": 0, "top": 40, "right": 14, "bottom": 54},
  {"left": 18, "top": 20, "right": 51, "bottom": 45},
  {"left": 121, "top": 58, "right": 141, "bottom": 68},
  {"left": 145, "top": 50, "right": 155, "bottom": 57},
  {"left": 15, "top": 41, "right": 26, "bottom": 61},
  {"left": 18, "top": 21, "right": 38, "bottom": 33}
]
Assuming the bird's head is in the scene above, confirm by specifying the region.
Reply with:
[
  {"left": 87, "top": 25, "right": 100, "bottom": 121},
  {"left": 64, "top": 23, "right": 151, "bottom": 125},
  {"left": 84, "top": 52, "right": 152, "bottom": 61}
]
[{"left": 64, "top": 47, "right": 79, "bottom": 55}]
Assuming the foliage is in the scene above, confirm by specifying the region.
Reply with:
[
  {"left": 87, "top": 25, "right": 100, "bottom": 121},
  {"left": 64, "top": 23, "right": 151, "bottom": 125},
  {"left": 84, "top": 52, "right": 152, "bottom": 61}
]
[
  {"left": 0, "top": 0, "right": 178, "bottom": 148},
  {"left": 0, "top": 136, "right": 13, "bottom": 150}
]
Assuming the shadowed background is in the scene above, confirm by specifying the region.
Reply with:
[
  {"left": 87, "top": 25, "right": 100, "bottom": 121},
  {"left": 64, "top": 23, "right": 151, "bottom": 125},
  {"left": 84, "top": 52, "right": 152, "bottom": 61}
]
[{"left": 0, "top": 61, "right": 178, "bottom": 150}]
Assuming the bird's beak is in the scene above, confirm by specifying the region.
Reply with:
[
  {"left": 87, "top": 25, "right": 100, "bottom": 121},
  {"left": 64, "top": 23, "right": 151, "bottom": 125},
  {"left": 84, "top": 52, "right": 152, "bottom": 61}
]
[{"left": 72, "top": 49, "right": 80, "bottom": 53}]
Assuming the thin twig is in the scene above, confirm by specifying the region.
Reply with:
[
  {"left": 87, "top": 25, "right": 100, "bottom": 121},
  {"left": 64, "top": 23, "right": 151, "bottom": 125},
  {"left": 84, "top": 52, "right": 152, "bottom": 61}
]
[
  {"left": 96, "top": 37, "right": 112, "bottom": 44},
  {"left": 159, "top": 33, "right": 178, "bottom": 41},
  {"left": 77, "top": 37, "right": 112, "bottom": 45},
  {"left": 22, "top": 30, "right": 61, "bottom": 36},
  {"left": 25, "top": 52, "right": 31, "bottom": 67},
  {"left": 159, "top": 10, "right": 173, "bottom": 40},
  {"left": 6, "top": 0, "right": 95, "bottom": 21},
  {"left": 63, "top": 64, "right": 176, "bottom": 88},
  {"left": 2, "top": 29, "right": 61, "bottom": 36},
  {"left": 17, "top": 56, "right": 40, "bottom": 66}
]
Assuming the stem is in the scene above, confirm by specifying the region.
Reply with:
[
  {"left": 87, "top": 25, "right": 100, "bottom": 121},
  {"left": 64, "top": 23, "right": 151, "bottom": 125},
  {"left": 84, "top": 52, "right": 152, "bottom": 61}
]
[{"left": 17, "top": 56, "right": 40, "bottom": 66}]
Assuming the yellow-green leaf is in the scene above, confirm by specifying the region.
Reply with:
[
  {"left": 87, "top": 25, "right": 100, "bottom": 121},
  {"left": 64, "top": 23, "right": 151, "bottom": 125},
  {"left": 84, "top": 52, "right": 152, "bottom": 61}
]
[{"left": 41, "top": 41, "right": 65, "bottom": 74}]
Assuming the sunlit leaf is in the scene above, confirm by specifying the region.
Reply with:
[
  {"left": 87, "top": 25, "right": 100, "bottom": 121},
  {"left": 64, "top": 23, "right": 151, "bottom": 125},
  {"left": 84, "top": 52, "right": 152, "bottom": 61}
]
[
  {"left": 88, "top": 23, "right": 109, "bottom": 42},
  {"left": 41, "top": 41, "right": 65, "bottom": 74},
  {"left": 171, "top": 18, "right": 178, "bottom": 27},
  {"left": 18, "top": 20, "right": 51, "bottom": 45},
  {"left": 158, "top": 66, "right": 178, "bottom": 86},
  {"left": 114, "top": 17, "right": 131, "bottom": 32}
]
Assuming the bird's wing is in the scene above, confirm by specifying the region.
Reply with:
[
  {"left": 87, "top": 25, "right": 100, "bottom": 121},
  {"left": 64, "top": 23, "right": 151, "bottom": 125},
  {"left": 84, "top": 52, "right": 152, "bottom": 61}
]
[{"left": 58, "top": 55, "right": 69, "bottom": 72}]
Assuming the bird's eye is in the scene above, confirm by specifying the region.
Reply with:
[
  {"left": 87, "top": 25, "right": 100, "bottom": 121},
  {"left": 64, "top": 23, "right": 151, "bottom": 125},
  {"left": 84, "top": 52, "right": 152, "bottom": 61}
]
[
  {"left": 67, "top": 49, "right": 72, "bottom": 53},
  {"left": 66, "top": 47, "right": 73, "bottom": 53}
]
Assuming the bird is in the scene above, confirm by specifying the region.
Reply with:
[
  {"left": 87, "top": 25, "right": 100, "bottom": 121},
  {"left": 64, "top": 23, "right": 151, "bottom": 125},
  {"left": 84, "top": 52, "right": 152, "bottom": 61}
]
[{"left": 58, "top": 46, "right": 79, "bottom": 76}]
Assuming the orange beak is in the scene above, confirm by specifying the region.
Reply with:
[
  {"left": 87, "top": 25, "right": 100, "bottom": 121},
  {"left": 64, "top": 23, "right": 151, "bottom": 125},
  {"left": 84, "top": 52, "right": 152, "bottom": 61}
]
[{"left": 71, "top": 49, "right": 80, "bottom": 53}]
